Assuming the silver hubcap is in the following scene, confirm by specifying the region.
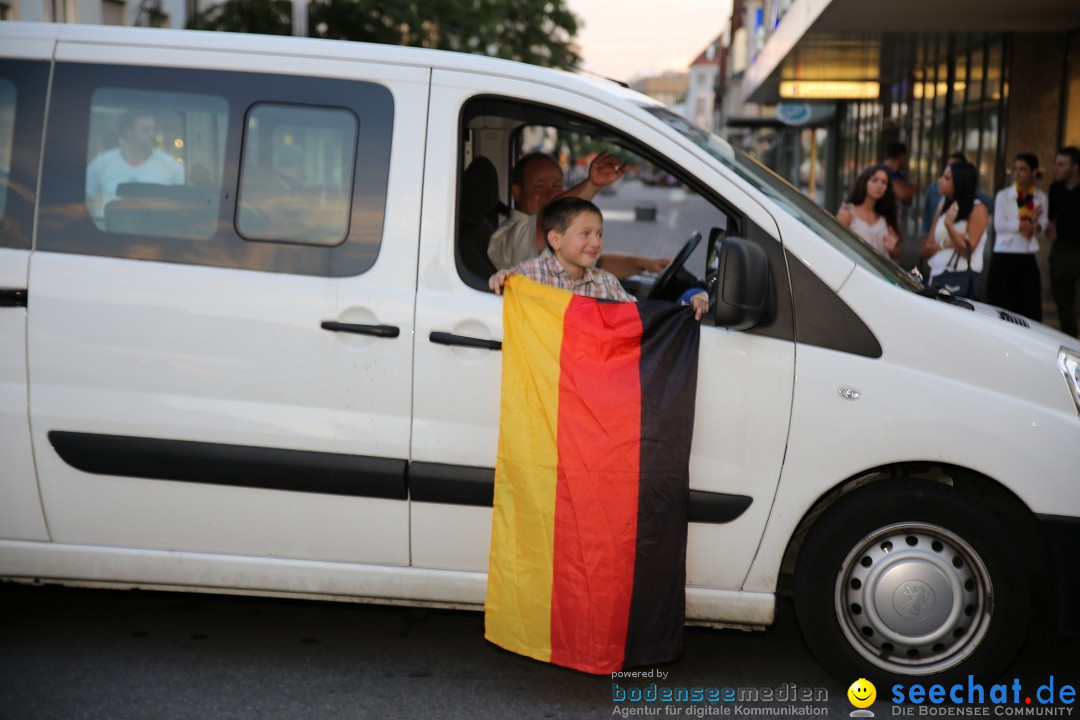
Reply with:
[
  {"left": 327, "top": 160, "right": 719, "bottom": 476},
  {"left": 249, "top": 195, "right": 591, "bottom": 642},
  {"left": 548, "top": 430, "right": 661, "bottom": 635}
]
[{"left": 835, "top": 522, "right": 993, "bottom": 675}]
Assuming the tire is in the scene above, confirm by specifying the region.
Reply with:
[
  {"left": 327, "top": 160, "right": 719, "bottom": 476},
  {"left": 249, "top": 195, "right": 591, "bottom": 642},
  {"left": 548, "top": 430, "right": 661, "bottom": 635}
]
[{"left": 794, "top": 479, "right": 1030, "bottom": 683}]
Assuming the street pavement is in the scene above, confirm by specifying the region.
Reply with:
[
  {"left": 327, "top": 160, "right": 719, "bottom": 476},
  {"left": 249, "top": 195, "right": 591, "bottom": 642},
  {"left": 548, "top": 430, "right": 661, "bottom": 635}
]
[{"left": 1, "top": 582, "right": 1076, "bottom": 720}]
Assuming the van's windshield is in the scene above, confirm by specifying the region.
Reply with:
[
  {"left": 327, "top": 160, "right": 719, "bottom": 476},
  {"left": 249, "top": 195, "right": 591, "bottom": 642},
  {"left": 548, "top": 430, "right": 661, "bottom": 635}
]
[{"left": 646, "top": 107, "right": 923, "bottom": 293}]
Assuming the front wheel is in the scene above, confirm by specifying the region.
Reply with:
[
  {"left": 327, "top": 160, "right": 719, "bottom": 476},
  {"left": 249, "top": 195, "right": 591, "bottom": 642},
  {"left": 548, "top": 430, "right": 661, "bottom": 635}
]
[{"left": 794, "top": 480, "right": 1030, "bottom": 683}]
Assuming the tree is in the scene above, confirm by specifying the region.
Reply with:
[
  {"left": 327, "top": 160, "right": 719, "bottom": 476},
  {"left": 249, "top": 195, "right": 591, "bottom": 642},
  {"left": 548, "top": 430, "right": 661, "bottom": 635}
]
[
  {"left": 187, "top": 0, "right": 581, "bottom": 71},
  {"left": 487, "top": 0, "right": 579, "bottom": 70},
  {"left": 135, "top": 0, "right": 170, "bottom": 27},
  {"left": 187, "top": 0, "right": 293, "bottom": 35}
]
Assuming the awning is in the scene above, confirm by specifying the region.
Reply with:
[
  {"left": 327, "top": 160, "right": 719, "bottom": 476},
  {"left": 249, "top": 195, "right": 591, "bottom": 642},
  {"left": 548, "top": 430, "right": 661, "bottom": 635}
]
[{"left": 742, "top": 0, "right": 1080, "bottom": 104}]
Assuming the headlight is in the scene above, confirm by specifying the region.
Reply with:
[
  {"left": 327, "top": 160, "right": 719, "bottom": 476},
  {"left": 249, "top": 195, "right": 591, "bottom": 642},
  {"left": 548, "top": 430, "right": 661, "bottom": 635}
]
[{"left": 1059, "top": 346, "right": 1080, "bottom": 416}]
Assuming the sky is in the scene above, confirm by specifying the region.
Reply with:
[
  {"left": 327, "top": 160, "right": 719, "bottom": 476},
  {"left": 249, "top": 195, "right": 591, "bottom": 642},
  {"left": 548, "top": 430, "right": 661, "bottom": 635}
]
[{"left": 568, "top": 0, "right": 734, "bottom": 82}]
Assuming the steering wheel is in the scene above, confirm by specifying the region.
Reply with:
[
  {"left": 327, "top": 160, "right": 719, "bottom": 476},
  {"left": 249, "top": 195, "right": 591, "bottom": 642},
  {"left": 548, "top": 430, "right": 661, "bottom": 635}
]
[{"left": 648, "top": 231, "right": 702, "bottom": 299}]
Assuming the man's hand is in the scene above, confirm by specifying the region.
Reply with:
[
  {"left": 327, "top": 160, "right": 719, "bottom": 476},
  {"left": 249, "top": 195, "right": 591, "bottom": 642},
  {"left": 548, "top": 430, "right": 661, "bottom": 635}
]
[
  {"left": 489, "top": 268, "right": 514, "bottom": 295},
  {"left": 588, "top": 151, "right": 628, "bottom": 189},
  {"left": 893, "top": 179, "right": 918, "bottom": 204},
  {"left": 598, "top": 253, "right": 670, "bottom": 280},
  {"left": 638, "top": 256, "right": 671, "bottom": 274},
  {"left": 689, "top": 293, "right": 709, "bottom": 321}
]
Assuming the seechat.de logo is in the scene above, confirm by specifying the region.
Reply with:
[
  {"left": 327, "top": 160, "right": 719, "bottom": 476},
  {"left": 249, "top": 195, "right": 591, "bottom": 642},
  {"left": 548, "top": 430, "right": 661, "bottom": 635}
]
[{"left": 849, "top": 678, "right": 877, "bottom": 718}]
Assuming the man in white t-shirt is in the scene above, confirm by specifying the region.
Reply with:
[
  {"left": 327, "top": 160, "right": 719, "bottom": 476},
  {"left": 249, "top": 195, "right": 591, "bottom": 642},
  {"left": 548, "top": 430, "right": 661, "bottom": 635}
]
[
  {"left": 86, "top": 109, "right": 184, "bottom": 222},
  {"left": 487, "top": 152, "right": 669, "bottom": 280}
]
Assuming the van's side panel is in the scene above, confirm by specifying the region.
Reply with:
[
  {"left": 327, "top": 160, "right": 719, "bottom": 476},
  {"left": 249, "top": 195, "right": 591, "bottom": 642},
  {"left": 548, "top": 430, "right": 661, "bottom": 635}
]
[
  {"left": 743, "top": 219, "right": 1080, "bottom": 593},
  {"left": 25, "top": 46, "right": 429, "bottom": 569},
  {"left": 0, "top": 51, "right": 51, "bottom": 543}
]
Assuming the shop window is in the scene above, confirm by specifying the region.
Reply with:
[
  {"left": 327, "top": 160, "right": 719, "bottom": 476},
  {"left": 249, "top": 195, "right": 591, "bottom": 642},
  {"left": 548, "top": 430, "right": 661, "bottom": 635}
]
[
  {"left": 968, "top": 48, "right": 985, "bottom": 104},
  {"left": 986, "top": 43, "right": 1003, "bottom": 102},
  {"left": 1065, "top": 30, "right": 1080, "bottom": 146}
]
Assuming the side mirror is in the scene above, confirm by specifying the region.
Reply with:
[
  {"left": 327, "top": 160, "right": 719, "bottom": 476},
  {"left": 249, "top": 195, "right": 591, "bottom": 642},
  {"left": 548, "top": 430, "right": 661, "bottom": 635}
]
[{"left": 713, "top": 237, "right": 771, "bottom": 330}]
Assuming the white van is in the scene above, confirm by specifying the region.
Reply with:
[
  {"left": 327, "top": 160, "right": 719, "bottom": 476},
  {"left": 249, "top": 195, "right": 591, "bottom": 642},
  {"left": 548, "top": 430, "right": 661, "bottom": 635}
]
[{"left": 1, "top": 22, "right": 1077, "bottom": 684}]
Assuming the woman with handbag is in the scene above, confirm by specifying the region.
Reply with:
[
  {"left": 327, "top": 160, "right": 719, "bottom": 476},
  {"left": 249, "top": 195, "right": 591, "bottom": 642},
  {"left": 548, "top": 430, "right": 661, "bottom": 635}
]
[
  {"left": 837, "top": 166, "right": 902, "bottom": 260},
  {"left": 924, "top": 161, "right": 989, "bottom": 298}
]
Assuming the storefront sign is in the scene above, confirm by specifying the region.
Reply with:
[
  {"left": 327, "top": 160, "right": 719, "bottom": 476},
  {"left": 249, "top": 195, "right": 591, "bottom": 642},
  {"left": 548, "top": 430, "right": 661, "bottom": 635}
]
[
  {"left": 779, "top": 81, "right": 879, "bottom": 100},
  {"left": 776, "top": 102, "right": 835, "bottom": 126}
]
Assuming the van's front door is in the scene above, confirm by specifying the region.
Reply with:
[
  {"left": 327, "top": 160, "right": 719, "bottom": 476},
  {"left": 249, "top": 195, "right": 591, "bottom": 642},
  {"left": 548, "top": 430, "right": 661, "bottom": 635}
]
[
  {"left": 26, "top": 52, "right": 429, "bottom": 574},
  {"left": 410, "top": 70, "right": 796, "bottom": 610}
]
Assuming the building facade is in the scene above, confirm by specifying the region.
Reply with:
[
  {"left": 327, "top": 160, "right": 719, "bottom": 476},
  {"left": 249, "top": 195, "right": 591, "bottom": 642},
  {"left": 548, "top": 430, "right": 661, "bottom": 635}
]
[
  {"left": 686, "top": 34, "right": 724, "bottom": 132},
  {"left": 1, "top": 0, "right": 187, "bottom": 26},
  {"left": 722, "top": 0, "right": 1080, "bottom": 255}
]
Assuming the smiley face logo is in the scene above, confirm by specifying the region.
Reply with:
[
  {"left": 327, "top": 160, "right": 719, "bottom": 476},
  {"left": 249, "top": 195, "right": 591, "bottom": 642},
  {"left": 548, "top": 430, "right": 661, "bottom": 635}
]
[{"left": 848, "top": 678, "right": 876, "bottom": 709}]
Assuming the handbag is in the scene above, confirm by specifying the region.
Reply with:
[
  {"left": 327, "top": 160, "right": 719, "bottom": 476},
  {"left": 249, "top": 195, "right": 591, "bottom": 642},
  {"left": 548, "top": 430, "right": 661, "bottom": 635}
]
[{"left": 930, "top": 241, "right": 980, "bottom": 299}]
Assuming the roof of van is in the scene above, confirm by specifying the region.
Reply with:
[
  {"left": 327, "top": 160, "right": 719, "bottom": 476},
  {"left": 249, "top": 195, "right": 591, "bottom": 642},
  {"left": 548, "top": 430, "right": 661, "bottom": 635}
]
[{"left": 0, "top": 21, "right": 661, "bottom": 110}]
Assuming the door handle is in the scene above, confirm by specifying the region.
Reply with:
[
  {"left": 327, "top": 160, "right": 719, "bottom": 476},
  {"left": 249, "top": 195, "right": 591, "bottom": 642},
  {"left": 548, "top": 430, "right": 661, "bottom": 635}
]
[
  {"left": 429, "top": 331, "right": 502, "bottom": 351},
  {"left": 321, "top": 321, "right": 400, "bottom": 338},
  {"left": 0, "top": 289, "right": 27, "bottom": 308}
]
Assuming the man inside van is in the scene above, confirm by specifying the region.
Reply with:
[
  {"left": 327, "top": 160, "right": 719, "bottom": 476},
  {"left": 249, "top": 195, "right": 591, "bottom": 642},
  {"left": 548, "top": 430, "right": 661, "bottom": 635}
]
[
  {"left": 487, "top": 152, "right": 670, "bottom": 280},
  {"left": 86, "top": 109, "right": 184, "bottom": 223}
]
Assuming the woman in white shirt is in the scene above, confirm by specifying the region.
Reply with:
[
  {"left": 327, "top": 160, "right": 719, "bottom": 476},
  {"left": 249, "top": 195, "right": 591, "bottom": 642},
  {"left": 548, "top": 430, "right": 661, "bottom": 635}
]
[
  {"left": 924, "top": 161, "right": 989, "bottom": 296},
  {"left": 987, "top": 153, "right": 1048, "bottom": 320},
  {"left": 837, "top": 166, "right": 901, "bottom": 260}
]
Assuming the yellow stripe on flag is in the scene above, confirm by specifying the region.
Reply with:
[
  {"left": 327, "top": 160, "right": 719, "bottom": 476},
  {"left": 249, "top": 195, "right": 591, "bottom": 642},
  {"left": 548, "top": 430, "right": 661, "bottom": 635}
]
[{"left": 484, "top": 276, "right": 573, "bottom": 663}]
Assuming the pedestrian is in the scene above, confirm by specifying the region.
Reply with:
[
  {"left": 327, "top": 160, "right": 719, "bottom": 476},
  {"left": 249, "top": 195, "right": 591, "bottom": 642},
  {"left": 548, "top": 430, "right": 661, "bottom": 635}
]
[
  {"left": 837, "top": 166, "right": 901, "bottom": 260},
  {"left": 987, "top": 153, "right": 1047, "bottom": 320},
  {"left": 879, "top": 142, "right": 918, "bottom": 206},
  {"left": 921, "top": 153, "right": 995, "bottom": 236},
  {"left": 923, "top": 161, "right": 989, "bottom": 296},
  {"left": 1048, "top": 146, "right": 1080, "bottom": 337}
]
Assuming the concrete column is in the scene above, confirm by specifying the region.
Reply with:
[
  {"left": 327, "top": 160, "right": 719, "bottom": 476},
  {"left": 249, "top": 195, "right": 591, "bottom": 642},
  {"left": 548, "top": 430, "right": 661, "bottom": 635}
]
[{"left": 1004, "top": 33, "right": 1067, "bottom": 193}]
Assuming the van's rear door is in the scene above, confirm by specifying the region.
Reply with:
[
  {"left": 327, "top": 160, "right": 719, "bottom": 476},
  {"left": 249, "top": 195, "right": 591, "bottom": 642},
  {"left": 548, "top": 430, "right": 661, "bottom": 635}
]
[{"left": 0, "top": 34, "right": 51, "bottom": 544}]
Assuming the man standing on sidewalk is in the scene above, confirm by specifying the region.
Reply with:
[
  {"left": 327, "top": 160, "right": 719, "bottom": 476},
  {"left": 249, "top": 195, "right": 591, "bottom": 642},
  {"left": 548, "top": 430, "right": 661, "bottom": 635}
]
[{"left": 1048, "top": 147, "right": 1080, "bottom": 338}]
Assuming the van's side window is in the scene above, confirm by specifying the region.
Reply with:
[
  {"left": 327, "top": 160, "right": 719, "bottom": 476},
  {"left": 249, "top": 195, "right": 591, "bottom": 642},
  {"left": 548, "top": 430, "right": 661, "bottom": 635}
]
[
  {"left": 85, "top": 88, "right": 228, "bottom": 240},
  {"left": 39, "top": 64, "right": 393, "bottom": 278},
  {"left": 236, "top": 103, "right": 358, "bottom": 247},
  {"left": 0, "top": 60, "right": 48, "bottom": 250},
  {"left": 0, "top": 78, "right": 15, "bottom": 221},
  {"left": 456, "top": 97, "right": 731, "bottom": 292}
]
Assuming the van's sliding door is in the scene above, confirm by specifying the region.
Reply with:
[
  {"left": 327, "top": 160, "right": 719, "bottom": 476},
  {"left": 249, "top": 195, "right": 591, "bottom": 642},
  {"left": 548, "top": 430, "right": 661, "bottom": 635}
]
[{"left": 25, "top": 48, "right": 428, "bottom": 592}]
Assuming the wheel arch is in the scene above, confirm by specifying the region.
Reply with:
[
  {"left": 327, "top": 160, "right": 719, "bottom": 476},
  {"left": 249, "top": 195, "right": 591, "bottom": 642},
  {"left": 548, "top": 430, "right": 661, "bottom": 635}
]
[{"left": 778, "top": 462, "right": 1054, "bottom": 621}]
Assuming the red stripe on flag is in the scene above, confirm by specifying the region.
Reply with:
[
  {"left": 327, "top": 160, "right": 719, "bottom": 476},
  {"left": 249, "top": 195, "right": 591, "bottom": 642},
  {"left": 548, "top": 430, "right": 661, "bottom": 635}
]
[{"left": 549, "top": 296, "right": 644, "bottom": 673}]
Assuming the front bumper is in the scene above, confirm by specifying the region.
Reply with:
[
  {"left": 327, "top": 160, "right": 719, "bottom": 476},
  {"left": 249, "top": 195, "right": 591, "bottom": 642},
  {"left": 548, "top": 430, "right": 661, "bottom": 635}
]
[{"left": 1036, "top": 513, "right": 1080, "bottom": 637}]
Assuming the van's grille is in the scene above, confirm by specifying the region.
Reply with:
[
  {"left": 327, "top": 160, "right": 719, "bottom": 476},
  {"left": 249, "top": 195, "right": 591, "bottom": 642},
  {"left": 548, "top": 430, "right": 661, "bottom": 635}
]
[{"left": 998, "top": 310, "right": 1030, "bottom": 328}]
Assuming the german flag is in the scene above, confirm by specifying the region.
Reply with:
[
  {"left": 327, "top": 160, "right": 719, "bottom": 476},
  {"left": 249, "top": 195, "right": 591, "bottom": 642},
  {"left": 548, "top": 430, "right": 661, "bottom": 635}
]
[{"left": 484, "top": 275, "right": 700, "bottom": 674}]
